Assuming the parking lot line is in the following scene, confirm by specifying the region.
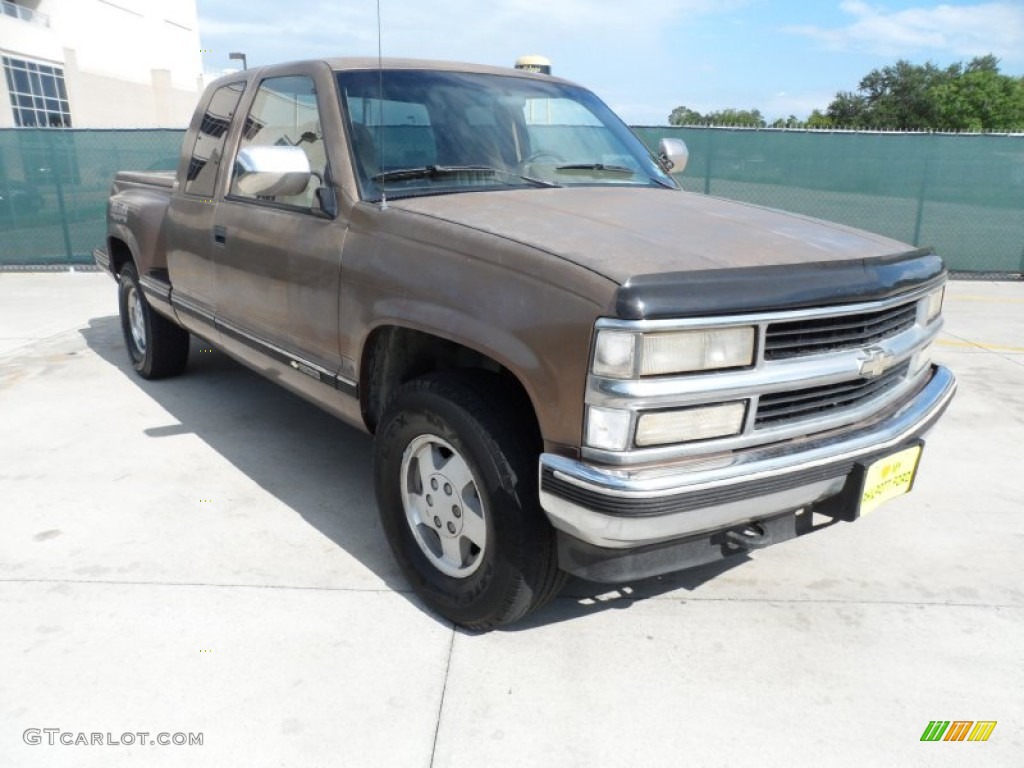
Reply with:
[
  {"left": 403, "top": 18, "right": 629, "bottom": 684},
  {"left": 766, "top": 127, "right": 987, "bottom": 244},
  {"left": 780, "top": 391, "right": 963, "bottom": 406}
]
[
  {"left": 936, "top": 338, "right": 1024, "bottom": 354},
  {"left": 946, "top": 295, "right": 1024, "bottom": 304}
]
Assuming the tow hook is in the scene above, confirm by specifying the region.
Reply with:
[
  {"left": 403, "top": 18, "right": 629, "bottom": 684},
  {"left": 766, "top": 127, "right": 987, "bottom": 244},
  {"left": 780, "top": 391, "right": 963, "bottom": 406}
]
[{"left": 723, "top": 523, "right": 771, "bottom": 550}]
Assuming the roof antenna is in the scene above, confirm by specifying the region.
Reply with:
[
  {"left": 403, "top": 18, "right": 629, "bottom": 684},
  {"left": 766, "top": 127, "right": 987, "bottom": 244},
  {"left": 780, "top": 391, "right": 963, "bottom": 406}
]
[{"left": 376, "top": 0, "right": 387, "bottom": 211}]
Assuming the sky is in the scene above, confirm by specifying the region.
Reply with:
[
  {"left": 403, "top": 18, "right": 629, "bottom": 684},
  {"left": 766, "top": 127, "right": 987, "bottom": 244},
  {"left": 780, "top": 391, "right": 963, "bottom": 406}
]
[{"left": 196, "top": 0, "right": 1024, "bottom": 125}]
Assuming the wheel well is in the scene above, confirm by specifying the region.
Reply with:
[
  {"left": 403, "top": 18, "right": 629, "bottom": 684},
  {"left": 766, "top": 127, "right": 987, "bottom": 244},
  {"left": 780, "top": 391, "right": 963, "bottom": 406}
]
[
  {"left": 361, "top": 326, "right": 539, "bottom": 444},
  {"left": 108, "top": 237, "right": 133, "bottom": 276}
]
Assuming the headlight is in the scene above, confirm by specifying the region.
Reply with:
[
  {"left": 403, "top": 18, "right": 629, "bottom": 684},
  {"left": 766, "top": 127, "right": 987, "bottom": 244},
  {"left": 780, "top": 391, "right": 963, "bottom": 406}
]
[
  {"left": 635, "top": 402, "right": 747, "bottom": 446},
  {"left": 921, "top": 287, "right": 944, "bottom": 324},
  {"left": 592, "top": 326, "right": 756, "bottom": 378},
  {"left": 640, "top": 327, "right": 755, "bottom": 376}
]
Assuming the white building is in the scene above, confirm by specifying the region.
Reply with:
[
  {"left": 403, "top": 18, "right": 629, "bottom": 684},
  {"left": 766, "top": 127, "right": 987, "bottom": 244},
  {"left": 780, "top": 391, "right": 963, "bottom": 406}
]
[{"left": 0, "top": 0, "right": 203, "bottom": 128}]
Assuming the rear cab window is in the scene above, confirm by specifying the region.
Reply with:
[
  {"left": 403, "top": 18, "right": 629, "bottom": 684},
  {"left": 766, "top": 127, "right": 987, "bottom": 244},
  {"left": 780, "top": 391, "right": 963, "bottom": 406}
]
[{"left": 183, "top": 82, "right": 245, "bottom": 198}]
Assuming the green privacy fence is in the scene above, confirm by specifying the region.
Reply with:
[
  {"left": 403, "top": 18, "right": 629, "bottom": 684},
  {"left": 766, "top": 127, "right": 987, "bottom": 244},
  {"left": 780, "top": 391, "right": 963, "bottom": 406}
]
[
  {"left": 2, "top": 127, "right": 1023, "bottom": 274},
  {"left": 635, "top": 127, "right": 1024, "bottom": 275},
  {"left": 0, "top": 129, "right": 182, "bottom": 267}
]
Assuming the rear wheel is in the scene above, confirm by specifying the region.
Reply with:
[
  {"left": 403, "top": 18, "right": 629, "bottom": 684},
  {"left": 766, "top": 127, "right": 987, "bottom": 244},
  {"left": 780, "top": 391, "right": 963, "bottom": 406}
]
[
  {"left": 118, "top": 262, "right": 189, "bottom": 379},
  {"left": 374, "top": 372, "right": 565, "bottom": 629}
]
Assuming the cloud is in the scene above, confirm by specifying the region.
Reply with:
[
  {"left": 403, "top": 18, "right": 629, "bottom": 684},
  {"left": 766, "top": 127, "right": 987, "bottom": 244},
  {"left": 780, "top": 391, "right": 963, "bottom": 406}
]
[
  {"left": 198, "top": 1, "right": 379, "bottom": 60},
  {"left": 197, "top": 0, "right": 752, "bottom": 65},
  {"left": 485, "top": 0, "right": 749, "bottom": 33},
  {"left": 194, "top": 0, "right": 755, "bottom": 121},
  {"left": 785, "top": 1, "right": 1024, "bottom": 64},
  {"left": 195, "top": 1, "right": 1018, "bottom": 125}
]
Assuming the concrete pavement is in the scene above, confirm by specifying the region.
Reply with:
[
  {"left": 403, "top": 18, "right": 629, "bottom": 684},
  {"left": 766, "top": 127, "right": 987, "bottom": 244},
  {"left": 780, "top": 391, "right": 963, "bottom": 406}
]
[{"left": 1, "top": 271, "right": 1021, "bottom": 767}]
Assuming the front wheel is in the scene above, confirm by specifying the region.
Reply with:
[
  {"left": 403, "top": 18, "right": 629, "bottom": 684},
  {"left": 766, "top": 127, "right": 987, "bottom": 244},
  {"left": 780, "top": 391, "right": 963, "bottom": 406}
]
[
  {"left": 118, "top": 262, "right": 190, "bottom": 379},
  {"left": 374, "top": 372, "right": 565, "bottom": 630}
]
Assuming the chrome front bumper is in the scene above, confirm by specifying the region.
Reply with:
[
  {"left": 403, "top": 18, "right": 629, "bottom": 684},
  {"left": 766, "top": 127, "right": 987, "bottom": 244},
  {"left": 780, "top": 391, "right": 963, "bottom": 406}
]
[{"left": 539, "top": 364, "right": 956, "bottom": 550}]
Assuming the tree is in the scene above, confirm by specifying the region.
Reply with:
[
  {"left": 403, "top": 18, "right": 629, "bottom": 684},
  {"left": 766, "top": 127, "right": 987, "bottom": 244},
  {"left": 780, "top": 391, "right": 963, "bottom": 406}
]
[
  {"left": 822, "top": 55, "right": 1024, "bottom": 131},
  {"left": 667, "top": 106, "right": 767, "bottom": 127},
  {"left": 806, "top": 109, "right": 833, "bottom": 128},
  {"left": 826, "top": 91, "right": 869, "bottom": 127},
  {"left": 704, "top": 108, "right": 766, "bottom": 127},
  {"left": 853, "top": 59, "right": 956, "bottom": 129},
  {"left": 668, "top": 106, "right": 703, "bottom": 125},
  {"left": 931, "top": 67, "right": 1024, "bottom": 131},
  {"left": 771, "top": 115, "right": 801, "bottom": 128},
  {"left": 664, "top": 55, "right": 1024, "bottom": 131}
]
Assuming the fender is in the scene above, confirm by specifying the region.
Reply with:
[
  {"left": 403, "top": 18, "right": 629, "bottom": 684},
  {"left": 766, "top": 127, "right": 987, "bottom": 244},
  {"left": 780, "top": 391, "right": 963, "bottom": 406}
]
[{"left": 107, "top": 179, "right": 173, "bottom": 277}]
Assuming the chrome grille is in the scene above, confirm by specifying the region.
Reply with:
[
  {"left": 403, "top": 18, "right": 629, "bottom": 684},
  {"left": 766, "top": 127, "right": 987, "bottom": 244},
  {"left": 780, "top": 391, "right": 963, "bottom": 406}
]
[
  {"left": 755, "top": 362, "right": 910, "bottom": 428},
  {"left": 764, "top": 301, "right": 917, "bottom": 360}
]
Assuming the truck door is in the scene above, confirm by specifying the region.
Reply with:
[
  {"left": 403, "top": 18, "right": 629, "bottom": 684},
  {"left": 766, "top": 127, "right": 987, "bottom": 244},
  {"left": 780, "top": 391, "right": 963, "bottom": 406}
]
[
  {"left": 166, "top": 80, "right": 246, "bottom": 331},
  {"left": 212, "top": 71, "right": 345, "bottom": 375}
]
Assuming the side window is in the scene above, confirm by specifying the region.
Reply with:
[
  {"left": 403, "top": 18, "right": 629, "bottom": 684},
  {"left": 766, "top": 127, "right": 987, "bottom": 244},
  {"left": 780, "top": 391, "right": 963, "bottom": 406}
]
[
  {"left": 229, "top": 76, "right": 325, "bottom": 209},
  {"left": 184, "top": 82, "right": 244, "bottom": 197}
]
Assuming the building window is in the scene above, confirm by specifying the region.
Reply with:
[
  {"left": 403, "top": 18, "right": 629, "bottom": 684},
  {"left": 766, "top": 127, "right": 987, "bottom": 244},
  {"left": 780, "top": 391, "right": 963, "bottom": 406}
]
[
  {"left": 2, "top": 56, "right": 72, "bottom": 127},
  {"left": 1, "top": 1, "right": 51, "bottom": 26}
]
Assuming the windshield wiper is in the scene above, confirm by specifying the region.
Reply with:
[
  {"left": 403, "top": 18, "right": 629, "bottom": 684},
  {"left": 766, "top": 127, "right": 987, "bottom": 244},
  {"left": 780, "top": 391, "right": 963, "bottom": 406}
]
[
  {"left": 372, "top": 165, "right": 492, "bottom": 182},
  {"left": 373, "top": 165, "right": 559, "bottom": 188},
  {"left": 555, "top": 163, "right": 676, "bottom": 189},
  {"left": 554, "top": 163, "right": 636, "bottom": 174}
]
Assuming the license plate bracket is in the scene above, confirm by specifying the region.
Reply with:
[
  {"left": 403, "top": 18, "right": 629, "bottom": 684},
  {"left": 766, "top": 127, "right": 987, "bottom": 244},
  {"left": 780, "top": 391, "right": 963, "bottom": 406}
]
[
  {"left": 812, "top": 441, "right": 925, "bottom": 522},
  {"left": 856, "top": 442, "right": 924, "bottom": 517}
]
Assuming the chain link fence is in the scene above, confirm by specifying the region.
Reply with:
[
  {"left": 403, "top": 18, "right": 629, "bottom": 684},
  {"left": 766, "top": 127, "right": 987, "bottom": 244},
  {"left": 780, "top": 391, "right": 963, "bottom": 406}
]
[
  {"left": 2, "top": 126, "right": 1022, "bottom": 275},
  {"left": 0, "top": 129, "right": 182, "bottom": 267},
  {"left": 636, "top": 127, "right": 1024, "bottom": 275}
]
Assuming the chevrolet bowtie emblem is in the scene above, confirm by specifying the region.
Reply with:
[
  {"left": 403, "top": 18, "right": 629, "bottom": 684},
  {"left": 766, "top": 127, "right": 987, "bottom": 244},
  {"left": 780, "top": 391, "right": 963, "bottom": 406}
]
[{"left": 859, "top": 346, "right": 896, "bottom": 378}]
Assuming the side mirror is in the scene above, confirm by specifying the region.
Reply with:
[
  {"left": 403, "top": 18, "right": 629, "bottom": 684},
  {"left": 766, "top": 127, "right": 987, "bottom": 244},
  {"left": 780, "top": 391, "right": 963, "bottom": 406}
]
[
  {"left": 234, "top": 145, "right": 312, "bottom": 197},
  {"left": 658, "top": 137, "right": 689, "bottom": 175}
]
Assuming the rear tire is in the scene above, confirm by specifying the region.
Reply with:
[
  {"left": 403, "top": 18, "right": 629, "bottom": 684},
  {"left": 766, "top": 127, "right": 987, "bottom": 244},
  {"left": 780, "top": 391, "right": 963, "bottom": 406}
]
[
  {"left": 374, "top": 372, "right": 565, "bottom": 630},
  {"left": 118, "top": 262, "right": 189, "bottom": 379}
]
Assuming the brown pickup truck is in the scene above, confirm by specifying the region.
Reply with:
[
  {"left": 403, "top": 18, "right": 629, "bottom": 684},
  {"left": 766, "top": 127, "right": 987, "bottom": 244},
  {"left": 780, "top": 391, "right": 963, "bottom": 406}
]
[{"left": 95, "top": 58, "right": 956, "bottom": 629}]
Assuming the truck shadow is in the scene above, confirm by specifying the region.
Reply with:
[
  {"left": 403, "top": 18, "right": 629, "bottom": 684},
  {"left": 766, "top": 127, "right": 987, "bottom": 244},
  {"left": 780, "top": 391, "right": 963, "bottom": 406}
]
[
  {"left": 82, "top": 314, "right": 746, "bottom": 631},
  {"left": 515, "top": 558, "right": 750, "bottom": 631},
  {"left": 80, "top": 316, "right": 409, "bottom": 586}
]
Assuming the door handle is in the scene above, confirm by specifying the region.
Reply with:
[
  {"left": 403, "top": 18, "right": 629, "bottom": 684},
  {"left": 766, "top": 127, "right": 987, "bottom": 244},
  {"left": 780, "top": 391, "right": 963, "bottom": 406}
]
[{"left": 213, "top": 225, "right": 227, "bottom": 245}]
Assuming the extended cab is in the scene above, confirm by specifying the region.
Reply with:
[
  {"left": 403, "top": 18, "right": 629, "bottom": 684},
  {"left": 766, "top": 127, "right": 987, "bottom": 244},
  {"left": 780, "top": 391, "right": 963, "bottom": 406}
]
[{"left": 95, "top": 58, "right": 956, "bottom": 629}]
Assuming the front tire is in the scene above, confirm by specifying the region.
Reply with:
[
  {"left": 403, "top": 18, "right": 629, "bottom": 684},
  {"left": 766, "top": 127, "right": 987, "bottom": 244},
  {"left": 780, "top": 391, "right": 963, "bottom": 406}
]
[
  {"left": 374, "top": 372, "right": 565, "bottom": 630},
  {"left": 118, "top": 262, "right": 189, "bottom": 379}
]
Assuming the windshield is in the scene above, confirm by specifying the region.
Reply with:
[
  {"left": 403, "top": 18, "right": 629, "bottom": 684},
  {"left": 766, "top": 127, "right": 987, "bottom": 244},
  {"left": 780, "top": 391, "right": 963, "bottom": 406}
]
[{"left": 336, "top": 69, "right": 676, "bottom": 201}]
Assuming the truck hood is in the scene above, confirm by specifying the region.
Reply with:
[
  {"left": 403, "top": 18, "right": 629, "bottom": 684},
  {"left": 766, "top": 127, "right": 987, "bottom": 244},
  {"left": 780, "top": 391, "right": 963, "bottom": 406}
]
[{"left": 391, "top": 187, "right": 912, "bottom": 284}]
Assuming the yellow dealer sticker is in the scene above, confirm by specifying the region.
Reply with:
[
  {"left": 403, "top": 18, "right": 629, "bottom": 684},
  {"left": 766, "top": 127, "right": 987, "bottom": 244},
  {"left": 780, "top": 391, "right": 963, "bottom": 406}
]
[{"left": 860, "top": 445, "right": 923, "bottom": 516}]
